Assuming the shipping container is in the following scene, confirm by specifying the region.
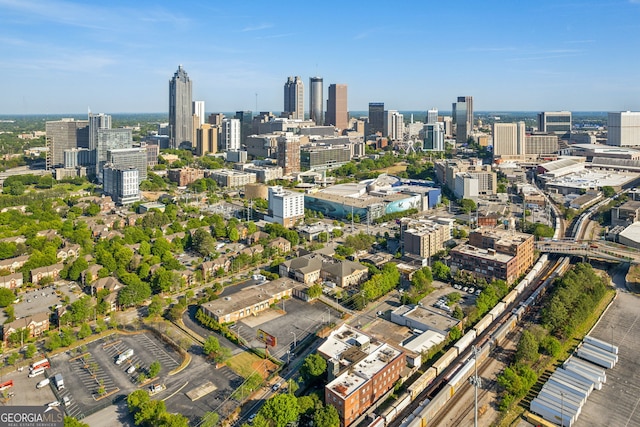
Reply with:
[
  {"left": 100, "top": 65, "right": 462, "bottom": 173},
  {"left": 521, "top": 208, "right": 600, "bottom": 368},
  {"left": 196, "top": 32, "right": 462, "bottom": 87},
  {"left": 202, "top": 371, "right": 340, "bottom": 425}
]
[
  {"left": 564, "top": 358, "right": 606, "bottom": 384},
  {"left": 502, "top": 289, "right": 518, "bottom": 305},
  {"left": 559, "top": 365, "right": 602, "bottom": 391},
  {"left": 454, "top": 330, "right": 476, "bottom": 354},
  {"left": 537, "top": 390, "right": 582, "bottom": 416},
  {"left": 541, "top": 384, "right": 584, "bottom": 408},
  {"left": 546, "top": 378, "right": 589, "bottom": 402},
  {"left": 530, "top": 398, "right": 576, "bottom": 426},
  {"left": 576, "top": 347, "right": 615, "bottom": 369},
  {"left": 412, "top": 384, "right": 452, "bottom": 426},
  {"left": 408, "top": 368, "right": 437, "bottom": 401},
  {"left": 432, "top": 347, "right": 458, "bottom": 376},
  {"left": 473, "top": 314, "right": 493, "bottom": 335},
  {"left": 581, "top": 343, "right": 619, "bottom": 363},
  {"left": 584, "top": 335, "right": 618, "bottom": 355},
  {"left": 487, "top": 302, "right": 506, "bottom": 323},
  {"left": 554, "top": 369, "right": 594, "bottom": 394},
  {"left": 448, "top": 358, "right": 475, "bottom": 392}
]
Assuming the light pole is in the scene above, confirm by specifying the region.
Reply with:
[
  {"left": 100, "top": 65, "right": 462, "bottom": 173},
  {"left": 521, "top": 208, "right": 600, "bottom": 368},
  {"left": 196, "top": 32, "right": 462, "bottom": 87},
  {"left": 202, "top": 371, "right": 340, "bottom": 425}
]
[
  {"left": 469, "top": 346, "right": 482, "bottom": 427},
  {"left": 326, "top": 308, "right": 331, "bottom": 325},
  {"left": 611, "top": 324, "right": 615, "bottom": 354},
  {"left": 560, "top": 391, "right": 565, "bottom": 427},
  {"left": 290, "top": 331, "right": 296, "bottom": 348}
]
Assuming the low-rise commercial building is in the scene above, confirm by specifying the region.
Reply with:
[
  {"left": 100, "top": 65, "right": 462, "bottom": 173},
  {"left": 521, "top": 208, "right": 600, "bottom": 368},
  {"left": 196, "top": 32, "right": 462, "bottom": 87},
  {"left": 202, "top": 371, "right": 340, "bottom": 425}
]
[
  {"left": 207, "top": 169, "right": 257, "bottom": 188},
  {"left": 450, "top": 245, "right": 519, "bottom": 284},
  {"left": 468, "top": 228, "right": 535, "bottom": 279},
  {"left": 401, "top": 218, "right": 453, "bottom": 259},
  {"left": 167, "top": 167, "right": 205, "bottom": 187}
]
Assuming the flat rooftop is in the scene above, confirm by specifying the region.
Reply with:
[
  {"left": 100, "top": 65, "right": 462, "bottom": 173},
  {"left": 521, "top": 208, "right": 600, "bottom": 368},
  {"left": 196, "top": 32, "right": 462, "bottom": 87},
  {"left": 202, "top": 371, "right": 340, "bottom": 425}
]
[
  {"left": 402, "top": 306, "right": 460, "bottom": 333},
  {"left": 402, "top": 330, "right": 446, "bottom": 354},
  {"left": 452, "top": 245, "right": 514, "bottom": 263},
  {"left": 318, "top": 324, "right": 376, "bottom": 360},
  {"left": 545, "top": 169, "right": 640, "bottom": 189},
  {"left": 326, "top": 343, "right": 402, "bottom": 398},
  {"left": 200, "top": 277, "right": 297, "bottom": 317}
]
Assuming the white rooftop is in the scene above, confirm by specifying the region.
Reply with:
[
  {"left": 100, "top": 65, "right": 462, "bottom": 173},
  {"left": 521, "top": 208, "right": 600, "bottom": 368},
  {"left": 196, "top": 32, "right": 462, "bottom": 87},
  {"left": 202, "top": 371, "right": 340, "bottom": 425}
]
[
  {"left": 401, "top": 330, "right": 446, "bottom": 354},
  {"left": 326, "top": 343, "right": 401, "bottom": 397},
  {"left": 619, "top": 222, "right": 640, "bottom": 244},
  {"left": 545, "top": 169, "right": 640, "bottom": 189}
]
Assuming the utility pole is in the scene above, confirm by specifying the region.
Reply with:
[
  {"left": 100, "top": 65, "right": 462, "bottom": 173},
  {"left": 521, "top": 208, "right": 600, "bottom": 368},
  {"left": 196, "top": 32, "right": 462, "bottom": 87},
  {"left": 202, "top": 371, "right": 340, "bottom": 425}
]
[{"left": 469, "top": 345, "right": 482, "bottom": 427}]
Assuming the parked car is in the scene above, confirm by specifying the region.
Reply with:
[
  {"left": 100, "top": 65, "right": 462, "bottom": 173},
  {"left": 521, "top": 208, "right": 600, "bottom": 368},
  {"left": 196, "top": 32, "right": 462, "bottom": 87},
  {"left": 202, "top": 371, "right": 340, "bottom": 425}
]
[
  {"left": 63, "top": 396, "right": 71, "bottom": 407},
  {"left": 47, "top": 401, "right": 60, "bottom": 407}
]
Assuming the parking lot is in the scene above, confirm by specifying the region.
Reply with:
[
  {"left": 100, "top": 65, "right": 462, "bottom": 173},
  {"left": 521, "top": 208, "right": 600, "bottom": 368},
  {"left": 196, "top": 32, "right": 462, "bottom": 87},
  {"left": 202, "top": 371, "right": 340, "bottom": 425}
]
[
  {"left": 44, "top": 333, "right": 182, "bottom": 419},
  {"left": 236, "top": 298, "right": 342, "bottom": 361},
  {"left": 1, "top": 282, "right": 79, "bottom": 323}
]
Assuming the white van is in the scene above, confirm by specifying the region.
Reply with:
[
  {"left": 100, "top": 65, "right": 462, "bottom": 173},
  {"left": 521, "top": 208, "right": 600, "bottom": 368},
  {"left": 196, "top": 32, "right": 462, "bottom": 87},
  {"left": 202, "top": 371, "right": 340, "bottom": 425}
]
[
  {"left": 36, "top": 378, "right": 50, "bottom": 389},
  {"left": 28, "top": 368, "right": 45, "bottom": 378},
  {"left": 126, "top": 365, "right": 136, "bottom": 374}
]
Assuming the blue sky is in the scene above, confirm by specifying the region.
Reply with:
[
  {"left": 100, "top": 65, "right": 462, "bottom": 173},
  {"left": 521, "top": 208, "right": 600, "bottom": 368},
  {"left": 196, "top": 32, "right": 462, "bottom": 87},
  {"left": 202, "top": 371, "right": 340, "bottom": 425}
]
[{"left": 1, "top": 0, "right": 640, "bottom": 114}]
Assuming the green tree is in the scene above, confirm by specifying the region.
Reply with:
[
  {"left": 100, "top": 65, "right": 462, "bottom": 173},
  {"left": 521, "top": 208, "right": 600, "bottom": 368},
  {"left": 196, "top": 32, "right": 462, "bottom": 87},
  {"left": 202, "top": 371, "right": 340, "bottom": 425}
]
[
  {"left": 149, "top": 360, "right": 161, "bottom": 378},
  {"left": 64, "top": 417, "right": 91, "bottom": 427},
  {"left": 228, "top": 227, "right": 240, "bottom": 242},
  {"left": 307, "top": 284, "right": 322, "bottom": 299},
  {"left": 459, "top": 198, "right": 477, "bottom": 214},
  {"left": 199, "top": 412, "right": 219, "bottom": 427},
  {"left": 432, "top": 261, "right": 450, "bottom": 281},
  {"left": 147, "top": 295, "right": 165, "bottom": 318},
  {"left": 77, "top": 323, "right": 93, "bottom": 340},
  {"left": 259, "top": 393, "right": 299, "bottom": 427},
  {"left": 0, "top": 288, "right": 15, "bottom": 307},
  {"left": 602, "top": 186, "right": 616, "bottom": 198},
  {"left": 300, "top": 353, "right": 327, "bottom": 382},
  {"left": 515, "top": 330, "right": 539, "bottom": 364},
  {"left": 24, "top": 343, "right": 37, "bottom": 358},
  {"left": 191, "top": 229, "right": 216, "bottom": 257},
  {"left": 313, "top": 404, "right": 340, "bottom": 427}
]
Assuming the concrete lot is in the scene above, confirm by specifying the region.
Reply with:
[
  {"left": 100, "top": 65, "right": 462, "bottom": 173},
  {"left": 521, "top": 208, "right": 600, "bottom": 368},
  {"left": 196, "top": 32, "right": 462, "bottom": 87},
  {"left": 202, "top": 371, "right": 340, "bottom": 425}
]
[
  {"left": 1, "top": 282, "right": 79, "bottom": 323},
  {"left": 575, "top": 268, "right": 640, "bottom": 426},
  {"left": 237, "top": 298, "right": 342, "bottom": 361},
  {"left": 0, "top": 366, "right": 58, "bottom": 408},
  {"left": 45, "top": 333, "right": 182, "bottom": 419}
]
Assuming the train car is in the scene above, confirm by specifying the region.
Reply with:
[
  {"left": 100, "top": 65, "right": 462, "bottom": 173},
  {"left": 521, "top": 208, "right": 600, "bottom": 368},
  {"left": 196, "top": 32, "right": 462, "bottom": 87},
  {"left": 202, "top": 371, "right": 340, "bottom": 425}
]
[
  {"left": 407, "top": 383, "right": 453, "bottom": 427},
  {"left": 490, "top": 314, "right": 517, "bottom": 347},
  {"left": 448, "top": 358, "right": 476, "bottom": 393},
  {"left": 512, "top": 305, "right": 526, "bottom": 320},
  {"left": 432, "top": 347, "right": 458, "bottom": 376},
  {"left": 382, "top": 393, "right": 412, "bottom": 425},
  {"left": 487, "top": 301, "right": 506, "bottom": 323},
  {"left": 473, "top": 313, "right": 493, "bottom": 336},
  {"left": 407, "top": 368, "right": 437, "bottom": 401},
  {"left": 454, "top": 330, "right": 476, "bottom": 355},
  {"left": 443, "top": 363, "right": 462, "bottom": 382},
  {"left": 502, "top": 289, "right": 518, "bottom": 306}
]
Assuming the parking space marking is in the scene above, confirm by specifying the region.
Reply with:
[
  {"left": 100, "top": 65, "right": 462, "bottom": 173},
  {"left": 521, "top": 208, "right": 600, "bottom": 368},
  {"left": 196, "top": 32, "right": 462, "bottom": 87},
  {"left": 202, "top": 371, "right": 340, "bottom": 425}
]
[{"left": 137, "top": 333, "right": 179, "bottom": 368}]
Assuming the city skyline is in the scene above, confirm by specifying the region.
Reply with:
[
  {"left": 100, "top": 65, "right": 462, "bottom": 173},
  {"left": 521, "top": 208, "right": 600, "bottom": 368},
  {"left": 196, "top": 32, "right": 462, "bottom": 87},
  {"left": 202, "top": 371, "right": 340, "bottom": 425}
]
[{"left": 1, "top": 0, "right": 640, "bottom": 114}]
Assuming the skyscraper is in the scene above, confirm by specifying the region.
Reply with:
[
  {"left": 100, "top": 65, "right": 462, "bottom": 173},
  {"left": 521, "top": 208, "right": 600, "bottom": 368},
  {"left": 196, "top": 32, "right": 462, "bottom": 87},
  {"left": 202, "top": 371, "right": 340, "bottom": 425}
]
[
  {"left": 96, "top": 128, "right": 132, "bottom": 181},
  {"left": 538, "top": 111, "right": 572, "bottom": 139},
  {"left": 309, "top": 77, "right": 324, "bottom": 125},
  {"left": 235, "top": 111, "right": 253, "bottom": 146},
  {"left": 88, "top": 112, "right": 111, "bottom": 155},
  {"left": 326, "top": 84, "right": 348, "bottom": 131},
  {"left": 384, "top": 110, "right": 404, "bottom": 140},
  {"left": 193, "top": 101, "right": 205, "bottom": 126},
  {"left": 452, "top": 96, "right": 473, "bottom": 144},
  {"left": 284, "top": 76, "right": 304, "bottom": 120},
  {"left": 277, "top": 135, "right": 301, "bottom": 175},
  {"left": 103, "top": 165, "right": 140, "bottom": 205},
  {"left": 45, "top": 118, "right": 89, "bottom": 170},
  {"left": 423, "top": 123, "right": 445, "bottom": 151},
  {"left": 169, "top": 65, "right": 193, "bottom": 149},
  {"left": 427, "top": 108, "right": 438, "bottom": 125},
  {"left": 107, "top": 147, "right": 148, "bottom": 184},
  {"left": 493, "top": 122, "right": 525, "bottom": 156},
  {"left": 367, "top": 103, "right": 385, "bottom": 136},
  {"left": 607, "top": 111, "right": 640, "bottom": 147},
  {"left": 222, "top": 118, "right": 241, "bottom": 151}
]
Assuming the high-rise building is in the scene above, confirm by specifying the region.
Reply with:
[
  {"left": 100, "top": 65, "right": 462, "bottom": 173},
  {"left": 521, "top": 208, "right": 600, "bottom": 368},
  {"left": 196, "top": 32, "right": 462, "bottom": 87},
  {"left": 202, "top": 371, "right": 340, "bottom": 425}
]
[
  {"left": 277, "top": 134, "right": 301, "bottom": 175},
  {"left": 45, "top": 118, "right": 89, "bottom": 170},
  {"left": 384, "top": 110, "right": 404, "bottom": 140},
  {"left": 96, "top": 128, "right": 132, "bottom": 181},
  {"left": 196, "top": 124, "right": 220, "bottom": 156},
  {"left": 537, "top": 111, "right": 571, "bottom": 139},
  {"left": 367, "top": 103, "right": 385, "bottom": 136},
  {"left": 493, "top": 122, "right": 525, "bottom": 156},
  {"left": 325, "top": 84, "right": 348, "bottom": 131},
  {"left": 525, "top": 133, "right": 559, "bottom": 155},
  {"left": 235, "top": 111, "right": 253, "bottom": 146},
  {"left": 88, "top": 113, "right": 111, "bottom": 157},
  {"left": 284, "top": 77, "right": 304, "bottom": 120},
  {"left": 106, "top": 147, "right": 147, "bottom": 185},
  {"left": 309, "top": 77, "right": 324, "bottom": 125},
  {"left": 266, "top": 186, "right": 305, "bottom": 228},
  {"left": 193, "top": 101, "right": 205, "bottom": 126},
  {"left": 607, "top": 111, "right": 640, "bottom": 147},
  {"left": 423, "top": 122, "right": 445, "bottom": 151},
  {"left": 102, "top": 165, "right": 140, "bottom": 205},
  {"left": 169, "top": 65, "right": 193, "bottom": 149},
  {"left": 221, "top": 119, "right": 241, "bottom": 151},
  {"left": 427, "top": 108, "right": 438, "bottom": 125},
  {"left": 452, "top": 96, "right": 473, "bottom": 144}
]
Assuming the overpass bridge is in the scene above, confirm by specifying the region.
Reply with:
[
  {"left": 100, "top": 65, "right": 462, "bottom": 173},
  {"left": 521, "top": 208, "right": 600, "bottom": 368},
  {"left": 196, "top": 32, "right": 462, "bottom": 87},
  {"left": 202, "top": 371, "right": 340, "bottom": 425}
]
[{"left": 535, "top": 240, "right": 640, "bottom": 263}]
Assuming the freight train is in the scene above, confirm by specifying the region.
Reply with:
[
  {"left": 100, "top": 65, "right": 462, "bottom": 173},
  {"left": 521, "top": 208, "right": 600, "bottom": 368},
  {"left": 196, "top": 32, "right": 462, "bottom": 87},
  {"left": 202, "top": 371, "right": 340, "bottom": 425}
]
[{"left": 378, "top": 254, "right": 571, "bottom": 427}]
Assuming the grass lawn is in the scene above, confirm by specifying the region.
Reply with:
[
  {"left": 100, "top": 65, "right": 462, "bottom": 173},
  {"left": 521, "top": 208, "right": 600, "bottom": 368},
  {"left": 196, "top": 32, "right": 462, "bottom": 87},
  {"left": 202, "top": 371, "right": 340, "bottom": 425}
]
[
  {"left": 372, "top": 163, "right": 407, "bottom": 175},
  {"left": 226, "top": 351, "right": 278, "bottom": 379}
]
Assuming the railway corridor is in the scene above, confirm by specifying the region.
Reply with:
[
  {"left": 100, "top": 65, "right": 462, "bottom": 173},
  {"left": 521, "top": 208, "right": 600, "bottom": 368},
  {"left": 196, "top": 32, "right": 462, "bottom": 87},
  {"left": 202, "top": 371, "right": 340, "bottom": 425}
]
[{"left": 432, "top": 328, "right": 521, "bottom": 427}]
